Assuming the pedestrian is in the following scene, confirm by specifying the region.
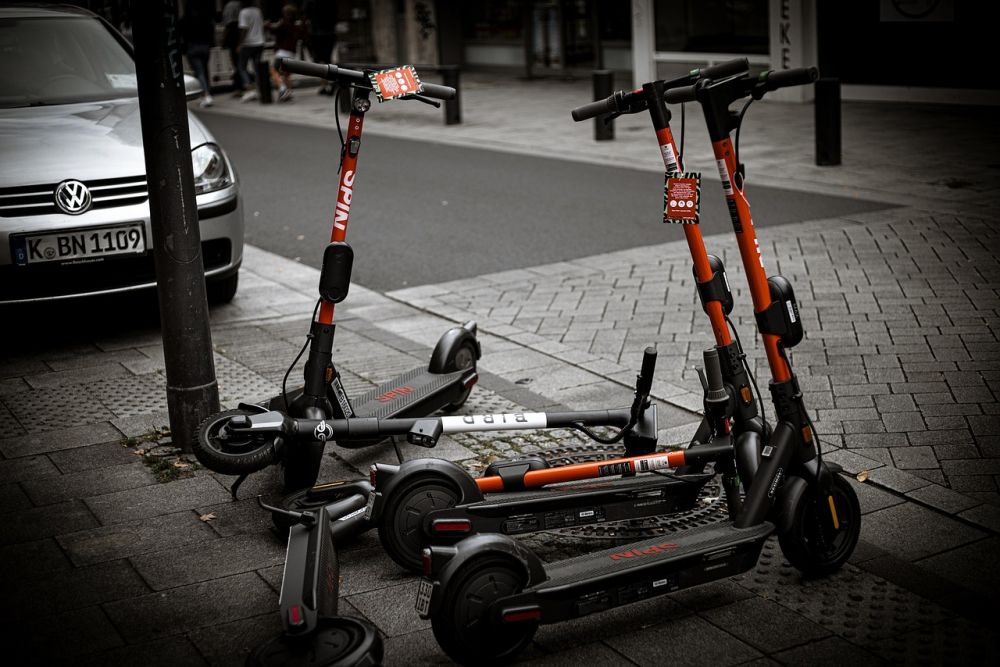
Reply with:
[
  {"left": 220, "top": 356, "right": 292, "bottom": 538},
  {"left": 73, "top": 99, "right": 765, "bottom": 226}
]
[
  {"left": 268, "top": 4, "right": 309, "bottom": 102},
  {"left": 221, "top": 0, "right": 242, "bottom": 91},
  {"left": 303, "top": 0, "right": 337, "bottom": 96},
  {"left": 181, "top": 0, "right": 216, "bottom": 107},
  {"left": 236, "top": 0, "right": 266, "bottom": 102}
]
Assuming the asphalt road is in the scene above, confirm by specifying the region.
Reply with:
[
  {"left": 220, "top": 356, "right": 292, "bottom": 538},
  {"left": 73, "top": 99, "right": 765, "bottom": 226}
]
[{"left": 201, "top": 114, "right": 894, "bottom": 292}]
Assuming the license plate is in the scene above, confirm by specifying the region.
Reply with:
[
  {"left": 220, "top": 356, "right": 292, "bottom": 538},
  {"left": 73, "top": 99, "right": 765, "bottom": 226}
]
[
  {"left": 363, "top": 491, "right": 378, "bottom": 521},
  {"left": 12, "top": 222, "right": 146, "bottom": 266},
  {"left": 415, "top": 578, "right": 433, "bottom": 616}
]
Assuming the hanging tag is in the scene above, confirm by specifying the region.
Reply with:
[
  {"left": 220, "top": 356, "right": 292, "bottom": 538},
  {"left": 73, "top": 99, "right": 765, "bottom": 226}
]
[
  {"left": 664, "top": 172, "right": 701, "bottom": 224},
  {"left": 369, "top": 66, "right": 423, "bottom": 102}
]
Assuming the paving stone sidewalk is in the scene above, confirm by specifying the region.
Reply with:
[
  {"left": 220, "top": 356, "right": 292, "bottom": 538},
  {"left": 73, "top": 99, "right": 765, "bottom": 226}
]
[{"left": 2, "top": 72, "right": 1000, "bottom": 664}]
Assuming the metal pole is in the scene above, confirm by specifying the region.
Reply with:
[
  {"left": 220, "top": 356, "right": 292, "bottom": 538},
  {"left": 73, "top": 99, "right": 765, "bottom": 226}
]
[
  {"left": 523, "top": 0, "right": 534, "bottom": 79},
  {"left": 815, "top": 77, "right": 841, "bottom": 166},
  {"left": 132, "top": 0, "right": 220, "bottom": 452},
  {"left": 441, "top": 66, "right": 461, "bottom": 125},
  {"left": 593, "top": 69, "right": 614, "bottom": 141},
  {"left": 256, "top": 56, "right": 273, "bottom": 103}
]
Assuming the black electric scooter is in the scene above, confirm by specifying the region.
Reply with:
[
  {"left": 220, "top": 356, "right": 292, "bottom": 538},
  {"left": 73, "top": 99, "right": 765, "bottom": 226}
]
[
  {"left": 416, "top": 68, "right": 862, "bottom": 665},
  {"left": 193, "top": 60, "right": 480, "bottom": 494},
  {"left": 249, "top": 491, "right": 382, "bottom": 667},
  {"left": 363, "top": 58, "right": 771, "bottom": 573},
  {"left": 198, "top": 346, "right": 749, "bottom": 570}
]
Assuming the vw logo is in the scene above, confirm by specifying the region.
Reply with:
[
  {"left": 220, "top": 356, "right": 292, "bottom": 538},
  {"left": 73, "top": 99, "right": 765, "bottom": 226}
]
[{"left": 54, "top": 180, "right": 92, "bottom": 215}]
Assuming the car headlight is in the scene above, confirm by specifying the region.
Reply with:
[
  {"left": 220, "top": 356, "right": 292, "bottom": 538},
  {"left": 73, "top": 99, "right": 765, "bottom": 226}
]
[{"left": 191, "top": 143, "right": 234, "bottom": 194}]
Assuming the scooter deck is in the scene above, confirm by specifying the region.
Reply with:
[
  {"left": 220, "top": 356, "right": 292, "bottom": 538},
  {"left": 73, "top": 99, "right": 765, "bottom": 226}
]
[
  {"left": 351, "top": 365, "right": 472, "bottom": 420},
  {"left": 432, "top": 473, "right": 711, "bottom": 536},
  {"left": 529, "top": 521, "right": 772, "bottom": 621}
]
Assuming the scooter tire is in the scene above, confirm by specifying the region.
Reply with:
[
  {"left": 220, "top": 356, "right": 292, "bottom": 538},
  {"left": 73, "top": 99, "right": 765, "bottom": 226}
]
[
  {"left": 442, "top": 340, "right": 477, "bottom": 412},
  {"left": 431, "top": 555, "right": 536, "bottom": 666},
  {"left": 192, "top": 409, "right": 278, "bottom": 475},
  {"left": 247, "top": 616, "right": 383, "bottom": 667},
  {"left": 377, "top": 476, "right": 460, "bottom": 573},
  {"left": 779, "top": 473, "right": 861, "bottom": 577}
]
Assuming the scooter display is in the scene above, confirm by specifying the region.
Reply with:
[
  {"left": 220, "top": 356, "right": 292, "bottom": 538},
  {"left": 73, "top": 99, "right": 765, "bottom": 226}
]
[
  {"left": 248, "top": 492, "right": 383, "bottom": 667},
  {"left": 193, "top": 60, "right": 480, "bottom": 493},
  {"left": 416, "top": 67, "right": 861, "bottom": 665}
]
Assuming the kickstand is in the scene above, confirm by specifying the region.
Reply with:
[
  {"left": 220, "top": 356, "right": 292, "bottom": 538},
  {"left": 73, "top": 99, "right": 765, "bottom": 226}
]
[
  {"left": 391, "top": 436, "right": 404, "bottom": 464},
  {"left": 229, "top": 473, "right": 249, "bottom": 500}
]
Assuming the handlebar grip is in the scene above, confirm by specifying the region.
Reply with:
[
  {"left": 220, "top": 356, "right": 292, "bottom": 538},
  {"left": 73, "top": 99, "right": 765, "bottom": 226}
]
[
  {"left": 664, "top": 84, "right": 697, "bottom": 105},
  {"left": 636, "top": 346, "right": 657, "bottom": 395},
  {"left": 419, "top": 81, "right": 456, "bottom": 101},
  {"left": 703, "top": 348, "right": 725, "bottom": 394},
  {"left": 698, "top": 58, "right": 749, "bottom": 81},
  {"left": 764, "top": 66, "right": 819, "bottom": 91},
  {"left": 277, "top": 58, "right": 368, "bottom": 84},
  {"left": 571, "top": 96, "right": 615, "bottom": 122}
]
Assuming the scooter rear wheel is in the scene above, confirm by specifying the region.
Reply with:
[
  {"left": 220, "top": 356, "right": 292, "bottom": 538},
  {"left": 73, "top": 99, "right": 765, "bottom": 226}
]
[
  {"left": 192, "top": 408, "right": 279, "bottom": 475},
  {"left": 779, "top": 474, "right": 861, "bottom": 577},
  {"left": 443, "top": 341, "right": 477, "bottom": 412},
  {"left": 431, "top": 556, "right": 536, "bottom": 666},
  {"left": 247, "top": 616, "right": 383, "bottom": 667},
  {"left": 377, "top": 476, "right": 460, "bottom": 572}
]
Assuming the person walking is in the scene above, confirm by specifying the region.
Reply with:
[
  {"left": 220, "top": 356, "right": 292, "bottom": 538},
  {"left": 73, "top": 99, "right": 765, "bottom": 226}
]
[
  {"left": 268, "top": 4, "right": 309, "bottom": 102},
  {"left": 181, "top": 0, "right": 216, "bottom": 107},
  {"left": 236, "top": 0, "right": 266, "bottom": 102},
  {"left": 221, "top": 0, "right": 242, "bottom": 91}
]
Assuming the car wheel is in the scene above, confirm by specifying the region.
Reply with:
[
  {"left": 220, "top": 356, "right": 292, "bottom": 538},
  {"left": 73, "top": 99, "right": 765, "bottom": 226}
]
[{"left": 208, "top": 272, "right": 239, "bottom": 305}]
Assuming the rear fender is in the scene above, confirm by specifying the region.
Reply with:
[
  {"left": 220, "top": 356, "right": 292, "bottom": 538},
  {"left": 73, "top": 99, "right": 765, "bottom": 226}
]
[
  {"left": 428, "top": 321, "right": 481, "bottom": 373},
  {"left": 426, "top": 533, "right": 545, "bottom": 617},
  {"left": 374, "top": 458, "right": 483, "bottom": 522}
]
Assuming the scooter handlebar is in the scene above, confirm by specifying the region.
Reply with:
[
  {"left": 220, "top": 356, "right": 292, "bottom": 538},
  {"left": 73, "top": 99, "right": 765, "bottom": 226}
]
[
  {"left": 276, "top": 58, "right": 369, "bottom": 85},
  {"left": 636, "top": 347, "right": 657, "bottom": 396},
  {"left": 696, "top": 58, "right": 750, "bottom": 82},
  {"left": 418, "top": 81, "right": 457, "bottom": 101},
  {"left": 761, "top": 66, "right": 819, "bottom": 91},
  {"left": 570, "top": 96, "right": 616, "bottom": 122},
  {"left": 664, "top": 83, "right": 698, "bottom": 105}
]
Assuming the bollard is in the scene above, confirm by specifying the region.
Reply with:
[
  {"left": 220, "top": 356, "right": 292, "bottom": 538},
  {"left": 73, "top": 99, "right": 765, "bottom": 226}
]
[
  {"left": 338, "top": 84, "right": 351, "bottom": 113},
  {"left": 256, "top": 57, "right": 273, "bottom": 104},
  {"left": 592, "top": 69, "right": 614, "bottom": 141},
  {"left": 815, "top": 77, "right": 841, "bottom": 166},
  {"left": 441, "top": 66, "right": 461, "bottom": 125}
]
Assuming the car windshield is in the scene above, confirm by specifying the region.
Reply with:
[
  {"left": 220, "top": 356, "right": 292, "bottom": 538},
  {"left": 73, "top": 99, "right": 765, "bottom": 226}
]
[{"left": 0, "top": 16, "right": 137, "bottom": 108}]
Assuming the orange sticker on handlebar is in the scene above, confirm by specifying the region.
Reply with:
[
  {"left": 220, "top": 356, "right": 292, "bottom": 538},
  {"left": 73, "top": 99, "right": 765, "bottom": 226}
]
[{"left": 369, "top": 66, "right": 423, "bottom": 102}]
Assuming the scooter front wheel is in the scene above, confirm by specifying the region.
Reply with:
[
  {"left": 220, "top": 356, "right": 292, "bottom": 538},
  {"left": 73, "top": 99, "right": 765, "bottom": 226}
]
[
  {"left": 247, "top": 616, "right": 383, "bottom": 667},
  {"left": 192, "top": 409, "right": 279, "bottom": 475},
  {"left": 431, "top": 555, "right": 536, "bottom": 666},
  {"left": 779, "top": 473, "right": 861, "bottom": 577},
  {"left": 377, "top": 476, "right": 460, "bottom": 572}
]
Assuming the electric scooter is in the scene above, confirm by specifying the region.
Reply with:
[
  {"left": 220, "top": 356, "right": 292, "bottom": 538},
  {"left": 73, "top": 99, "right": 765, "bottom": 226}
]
[
  {"left": 362, "top": 58, "right": 770, "bottom": 573},
  {"left": 248, "top": 492, "right": 383, "bottom": 667},
  {"left": 416, "top": 68, "right": 861, "bottom": 665},
  {"left": 193, "top": 60, "right": 480, "bottom": 494},
  {"left": 197, "top": 347, "right": 726, "bottom": 568}
]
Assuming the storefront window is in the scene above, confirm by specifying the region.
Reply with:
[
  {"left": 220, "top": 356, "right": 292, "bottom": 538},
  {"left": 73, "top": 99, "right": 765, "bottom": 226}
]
[{"left": 654, "top": 0, "right": 768, "bottom": 54}]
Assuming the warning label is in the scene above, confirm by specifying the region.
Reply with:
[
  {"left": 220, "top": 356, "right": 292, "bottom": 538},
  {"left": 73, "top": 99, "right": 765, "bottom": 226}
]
[
  {"left": 664, "top": 172, "right": 701, "bottom": 224},
  {"left": 370, "top": 66, "right": 423, "bottom": 101}
]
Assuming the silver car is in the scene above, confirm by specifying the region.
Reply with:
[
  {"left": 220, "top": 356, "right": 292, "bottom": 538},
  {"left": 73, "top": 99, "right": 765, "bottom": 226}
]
[{"left": 0, "top": 5, "right": 243, "bottom": 304}]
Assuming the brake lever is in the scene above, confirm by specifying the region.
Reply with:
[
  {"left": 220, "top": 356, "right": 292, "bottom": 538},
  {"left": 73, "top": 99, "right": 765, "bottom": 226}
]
[{"left": 402, "top": 93, "right": 441, "bottom": 108}]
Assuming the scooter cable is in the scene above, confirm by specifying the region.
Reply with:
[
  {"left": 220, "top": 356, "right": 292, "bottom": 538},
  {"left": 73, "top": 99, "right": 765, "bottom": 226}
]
[
  {"left": 733, "top": 98, "right": 753, "bottom": 187},
  {"left": 678, "top": 102, "right": 685, "bottom": 165},
  {"left": 281, "top": 299, "right": 323, "bottom": 411},
  {"left": 334, "top": 87, "right": 346, "bottom": 172},
  {"left": 726, "top": 314, "right": 770, "bottom": 444}
]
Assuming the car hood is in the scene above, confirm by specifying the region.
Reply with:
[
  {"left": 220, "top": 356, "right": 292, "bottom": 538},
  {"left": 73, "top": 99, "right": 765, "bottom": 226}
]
[{"left": 0, "top": 98, "right": 211, "bottom": 187}]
